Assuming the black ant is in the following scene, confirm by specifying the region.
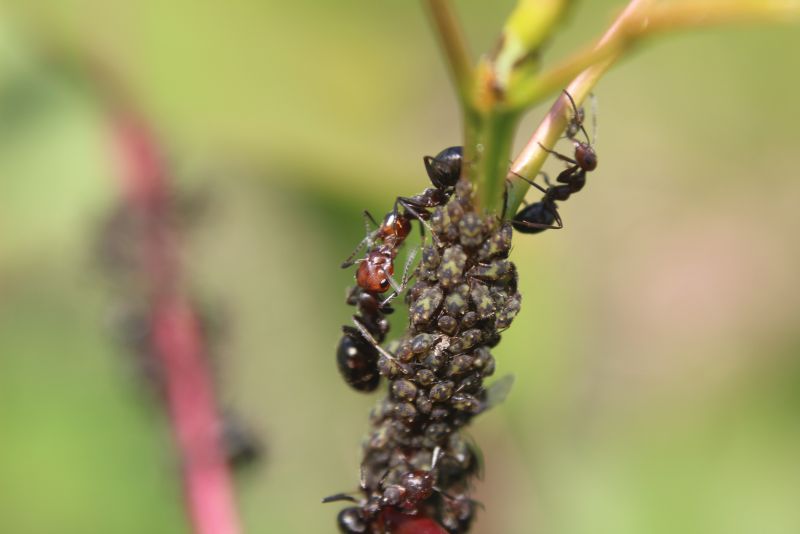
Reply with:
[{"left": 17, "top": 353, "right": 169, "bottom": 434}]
[
  {"left": 335, "top": 282, "right": 396, "bottom": 393},
  {"left": 396, "top": 145, "right": 463, "bottom": 226},
  {"left": 511, "top": 90, "right": 598, "bottom": 234}
]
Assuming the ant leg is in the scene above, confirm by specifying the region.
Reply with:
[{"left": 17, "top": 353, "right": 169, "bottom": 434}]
[
  {"left": 509, "top": 169, "right": 548, "bottom": 195},
  {"left": 562, "top": 90, "right": 592, "bottom": 145},
  {"left": 352, "top": 317, "right": 409, "bottom": 375},
  {"left": 537, "top": 142, "right": 578, "bottom": 166},
  {"left": 340, "top": 238, "right": 371, "bottom": 269},
  {"left": 513, "top": 219, "right": 563, "bottom": 231},
  {"left": 340, "top": 210, "right": 380, "bottom": 269},
  {"left": 380, "top": 247, "right": 419, "bottom": 308},
  {"left": 363, "top": 209, "right": 379, "bottom": 230},
  {"left": 322, "top": 493, "right": 359, "bottom": 504},
  {"left": 512, "top": 205, "right": 564, "bottom": 231},
  {"left": 539, "top": 171, "right": 553, "bottom": 188},
  {"left": 398, "top": 199, "right": 441, "bottom": 246}
]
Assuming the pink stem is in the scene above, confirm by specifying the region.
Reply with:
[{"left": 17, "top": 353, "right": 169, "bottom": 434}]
[{"left": 112, "top": 110, "right": 241, "bottom": 534}]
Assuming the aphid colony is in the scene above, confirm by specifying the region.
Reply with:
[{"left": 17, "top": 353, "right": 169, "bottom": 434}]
[{"left": 331, "top": 91, "right": 597, "bottom": 533}]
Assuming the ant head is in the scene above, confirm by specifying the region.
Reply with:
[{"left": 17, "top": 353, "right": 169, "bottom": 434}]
[
  {"left": 423, "top": 146, "right": 463, "bottom": 190},
  {"left": 574, "top": 142, "right": 597, "bottom": 172},
  {"left": 356, "top": 255, "right": 393, "bottom": 293}
]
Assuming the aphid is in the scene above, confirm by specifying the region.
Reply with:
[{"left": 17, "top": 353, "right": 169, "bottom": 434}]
[
  {"left": 336, "top": 325, "right": 381, "bottom": 392},
  {"left": 511, "top": 90, "right": 598, "bottom": 234}
]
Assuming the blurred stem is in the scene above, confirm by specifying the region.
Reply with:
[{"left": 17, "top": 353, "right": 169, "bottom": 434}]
[
  {"left": 111, "top": 108, "right": 241, "bottom": 534},
  {"left": 423, "top": 0, "right": 475, "bottom": 108},
  {"left": 493, "top": 0, "right": 571, "bottom": 92}
]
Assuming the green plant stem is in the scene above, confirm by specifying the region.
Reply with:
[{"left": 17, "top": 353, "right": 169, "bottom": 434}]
[
  {"left": 467, "top": 111, "right": 520, "bottom": 214},
  {"left": 424, "top": 0, "right": 475, "bottom": 107},
  {"left": 492, "top": 0, "right": 572, "bottom": 91},
  {"left": 504, "top": 0, "right": 800, "bottom": 215}
]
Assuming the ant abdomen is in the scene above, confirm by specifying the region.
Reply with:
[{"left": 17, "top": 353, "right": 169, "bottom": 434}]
[{"left": 511, "top": 202, "right": 557, "bottom": 234}]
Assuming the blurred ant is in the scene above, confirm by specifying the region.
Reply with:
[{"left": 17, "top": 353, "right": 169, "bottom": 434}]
[{"left": 511, "top": 90, "right": 598, "bottom": 234}]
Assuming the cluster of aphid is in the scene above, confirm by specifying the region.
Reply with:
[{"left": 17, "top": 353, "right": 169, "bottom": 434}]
[{"left": 330, "top": 90, "right": 598, "bottom": 533}]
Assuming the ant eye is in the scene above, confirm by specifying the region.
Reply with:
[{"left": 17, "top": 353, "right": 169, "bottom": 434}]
[{"left": 380, "top": 279, "right": 389, "bottom": 289}]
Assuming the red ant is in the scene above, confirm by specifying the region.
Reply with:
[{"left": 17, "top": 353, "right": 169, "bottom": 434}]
[{"left": 351, "top": 146, "right": 462, "bottom": 298}]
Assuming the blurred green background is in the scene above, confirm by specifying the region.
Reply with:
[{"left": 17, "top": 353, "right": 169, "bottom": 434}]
[{"left": 1, "top": 1, "right": 799, "bottom": 533}]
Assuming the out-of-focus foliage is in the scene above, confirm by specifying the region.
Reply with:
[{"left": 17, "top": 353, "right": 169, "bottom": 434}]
[{"left": 1, "top": 1, "right": 799, "bottom": 533}]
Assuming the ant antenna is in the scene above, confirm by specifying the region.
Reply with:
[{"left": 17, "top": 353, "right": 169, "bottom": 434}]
[
  {"left": 340, "top": 210, "right": 381, "bottom": 268},
  {"left": 509, "top": 169, "right": 548, "bottom": 195},
  {"left": 322, "top": 492, "right": 358, "bottom": 504},
  {"left": 562, "top": 90, "right": 592, "bottom": 146}
]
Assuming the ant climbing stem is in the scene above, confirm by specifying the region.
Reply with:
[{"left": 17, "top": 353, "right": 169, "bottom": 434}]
[{"left": 510, "top": 89, "right": 600, "bottom": 235}]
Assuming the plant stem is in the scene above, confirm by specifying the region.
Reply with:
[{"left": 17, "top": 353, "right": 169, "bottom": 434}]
[
  {"left": 423, "top": 0, "right": 475, "bottom": 107},
  {"left": 504, "top": 0, "right": 800, "bottom": 215},
  {"left": 469, "top": 111, "right": 520, "bottom": 214},
  {"left": 112, "top": 108, "right": 241, "bottom": 534}
]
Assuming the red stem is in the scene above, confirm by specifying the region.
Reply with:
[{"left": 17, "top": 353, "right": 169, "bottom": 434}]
[{"left": 112, "top": 110, "right": 241, "bottom": 534}]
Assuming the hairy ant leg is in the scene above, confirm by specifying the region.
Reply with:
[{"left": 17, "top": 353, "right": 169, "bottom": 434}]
[
  {"left": 351, "top": 317, "right": 410, "bottom": 375},
  {"left": 381, "top": 246, "right": 419, "bottom": 307},
  {"left": 341, "top": 210, "right": 382, "bottom": 268},
  {"left": 396, "top": 197, "right": 443, "bottom": 247}
]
